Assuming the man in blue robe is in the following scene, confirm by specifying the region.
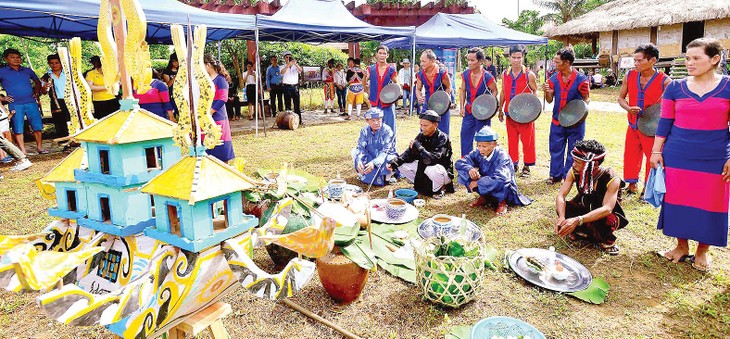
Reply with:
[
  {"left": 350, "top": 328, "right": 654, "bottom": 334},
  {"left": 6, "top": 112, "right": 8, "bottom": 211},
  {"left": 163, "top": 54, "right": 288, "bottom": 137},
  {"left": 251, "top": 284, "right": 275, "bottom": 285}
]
[
  {"left": 351, "top": 108, "right": 397, "bottom": 186},
  {"left": 456, "top": 126, "right": 531, "bottom": 215}
]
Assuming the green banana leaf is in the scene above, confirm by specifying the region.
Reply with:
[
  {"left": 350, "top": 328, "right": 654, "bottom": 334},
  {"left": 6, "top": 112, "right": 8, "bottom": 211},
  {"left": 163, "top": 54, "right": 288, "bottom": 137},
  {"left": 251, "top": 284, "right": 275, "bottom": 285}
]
[
  {"left": 243, "top": 190, "right": 262, "bottom": 202},
  {"left": 445, "top": 325, "right": 472, "bottom": 339},
  {"left": 340, "top": 239, "right": 376, "bottom": 270},
  {"left": 483, "top": 245, "right": 498, "bottom": 271},
  {"left": 378, "top": 259, "right": 416, "bottom": 283},
  {"left": 334, "top": 222, "right": 360, "bottom": 245},
  {"left": 367, "top": 231, "right": 416, "bottom": 270},
  {"left": 567, "top": 277, "right": 610, "bottom": 304},
  {"left": 256, "top": 168, "right": 326, "bottom": 193}
]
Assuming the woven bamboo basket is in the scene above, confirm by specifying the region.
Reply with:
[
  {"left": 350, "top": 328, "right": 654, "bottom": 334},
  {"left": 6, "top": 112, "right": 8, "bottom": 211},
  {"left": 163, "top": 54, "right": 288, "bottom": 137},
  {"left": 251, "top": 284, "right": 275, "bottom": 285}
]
[{"left": 414, "top": 237, "right": 487, "bottom": 308}]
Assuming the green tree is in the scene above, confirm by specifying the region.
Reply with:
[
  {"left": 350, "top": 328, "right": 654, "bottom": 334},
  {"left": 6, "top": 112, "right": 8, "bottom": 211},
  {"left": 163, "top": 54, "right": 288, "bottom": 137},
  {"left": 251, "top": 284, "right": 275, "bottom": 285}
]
[
  {"left": 534, "top": 0, "right": 613, "bottom": 24},
  {"left": 499, "top": 10, "right": 563, "bottom": 68},
  {"left": 501, "top": 10, "right": 544, "bottom": 35}
]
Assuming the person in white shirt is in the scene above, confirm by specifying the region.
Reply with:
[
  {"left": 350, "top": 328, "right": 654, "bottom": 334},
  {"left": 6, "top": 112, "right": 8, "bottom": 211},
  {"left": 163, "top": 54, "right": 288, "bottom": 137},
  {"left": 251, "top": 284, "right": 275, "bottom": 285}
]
[
  {"left": 398, "top": 59, "right": 412, "bottom": 110},
  {"left": 280, "top": 51, "right": 303, "bottom": 123},
  {"left": 591, "top": 70, "right": 604, "bottom": 89},
  {"left": 334, "top": 62, "right": 347, "bottom": 113},
  {"left": 242, "top": 60, "right": 259, "bottom": 120}
]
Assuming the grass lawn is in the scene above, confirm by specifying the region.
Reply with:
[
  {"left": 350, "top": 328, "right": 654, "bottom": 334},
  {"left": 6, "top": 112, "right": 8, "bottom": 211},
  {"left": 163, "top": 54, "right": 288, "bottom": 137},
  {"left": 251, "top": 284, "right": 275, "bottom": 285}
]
[{"left": 1, "top": 95, "right": 728, "bottom": 338}]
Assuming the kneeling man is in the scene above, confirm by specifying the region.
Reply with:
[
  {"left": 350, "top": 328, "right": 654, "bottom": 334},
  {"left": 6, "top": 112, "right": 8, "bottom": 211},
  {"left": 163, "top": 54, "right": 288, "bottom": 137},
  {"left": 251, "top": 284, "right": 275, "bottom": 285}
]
[
  {"left": 387, "top": 110, "right": 455, "bottom": 198},
  {"left": 455, "top": 126, "right": 530, "bottom": 215},
  {"left": 555, "top": 140, "right": 628, "bottom": 255},
  {"left": 351, "top": 108, "right": 396, "bottom": 186}
]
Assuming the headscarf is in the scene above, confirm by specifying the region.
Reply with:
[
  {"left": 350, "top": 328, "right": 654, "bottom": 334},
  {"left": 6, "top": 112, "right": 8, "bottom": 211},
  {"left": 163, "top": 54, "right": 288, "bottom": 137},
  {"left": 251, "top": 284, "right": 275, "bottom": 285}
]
[{"left": 571, "top": 147, "right": 606, "bottom": 194}]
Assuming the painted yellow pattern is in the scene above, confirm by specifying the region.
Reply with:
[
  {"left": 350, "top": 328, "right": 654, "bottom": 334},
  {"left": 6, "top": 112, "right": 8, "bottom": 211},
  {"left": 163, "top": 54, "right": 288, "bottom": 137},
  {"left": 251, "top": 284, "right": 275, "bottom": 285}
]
[
  {"left": 0, "top": 244, "right": 102, "bottom": 291},
  {"left": 74, "top": 109, "right": 175, "bottom": 144},
  {"left": 224, "top": 236, "right": 316, "bottom": 301},
  {"left": 170, "top": 25, "right": 192, "bottom": 152},
  {"left": 258, "top": 217, "right": 337, "bottom": 259},
  {"left": 121, "top": 0, "right": 151, "bottom": 94},
  {"left": 58, "top": 47, "right": 80, "bottom": 135},
  {"left": 97, "top": 0, "right": 120, "bottom": 96},
  {"left": 192, "top": 26, "right": 222, "bottom": 149},
  {"left": 37, "top": 245, "right": 175, "bottom": 326},
  {"left": 257, "top": 197, "right": 294, "bottom": 236},
  {"left": 0, "top": 234, "right": 47, "bottom": 256},
  {"left": 59, "top": 39, "right": 95, "bottom": 135},
  {"left": 141, "top": 155, "right": 256, "bottom": 204}
]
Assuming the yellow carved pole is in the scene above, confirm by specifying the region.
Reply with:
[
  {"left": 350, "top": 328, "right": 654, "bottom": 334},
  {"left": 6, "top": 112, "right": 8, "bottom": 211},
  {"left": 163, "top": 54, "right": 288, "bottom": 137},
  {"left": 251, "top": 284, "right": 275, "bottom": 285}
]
[
  {"left": 97, "top": 0, "right": 120, "bottom": 96},
  {"left": 192, "top": 26, "right": 222, "bottom": 149},
  {"left": 171, "top": 25, "right": 192, "bottom": 152},
  {"left": 109, "top": 0, "right": 133, "bottom": 99}
]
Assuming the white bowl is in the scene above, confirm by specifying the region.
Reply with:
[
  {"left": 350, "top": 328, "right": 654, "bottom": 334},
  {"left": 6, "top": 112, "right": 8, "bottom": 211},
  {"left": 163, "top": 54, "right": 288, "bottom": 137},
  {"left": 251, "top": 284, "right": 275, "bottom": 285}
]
[{"left": 413, "top": 199, "right": 426, "bottom": 208}]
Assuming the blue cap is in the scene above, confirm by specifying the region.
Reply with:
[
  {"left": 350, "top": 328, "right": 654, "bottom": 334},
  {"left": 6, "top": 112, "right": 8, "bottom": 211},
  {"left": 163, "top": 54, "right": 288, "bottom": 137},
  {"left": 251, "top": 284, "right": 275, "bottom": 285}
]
[
  {"left": 364, "top": 108, "right": 384, "bottom": 119},
  {"left": 474, "top": 126, "right": 498, "bottom": 142}
]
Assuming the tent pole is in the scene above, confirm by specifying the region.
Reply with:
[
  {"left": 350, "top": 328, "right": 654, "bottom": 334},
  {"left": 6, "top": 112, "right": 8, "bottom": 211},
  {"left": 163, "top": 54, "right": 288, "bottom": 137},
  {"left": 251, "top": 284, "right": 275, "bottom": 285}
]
[
  {"left": 543, "top": 43, "right": 548, "bottom": 111},
  {"left": 409, "top": 35, "right": 416, "bottom": 116},
  {"left": 217, "top": 41, "right": 222, "bottom": 60},
  {"left": 253, "top": 27, "right": 261, "bottom": 137}
]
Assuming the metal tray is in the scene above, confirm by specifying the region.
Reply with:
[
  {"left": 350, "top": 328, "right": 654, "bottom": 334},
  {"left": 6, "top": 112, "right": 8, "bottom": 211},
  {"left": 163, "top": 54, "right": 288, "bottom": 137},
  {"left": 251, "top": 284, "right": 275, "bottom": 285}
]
[{"left": 508, "top": 248, "right": 592, "bottom": 293}]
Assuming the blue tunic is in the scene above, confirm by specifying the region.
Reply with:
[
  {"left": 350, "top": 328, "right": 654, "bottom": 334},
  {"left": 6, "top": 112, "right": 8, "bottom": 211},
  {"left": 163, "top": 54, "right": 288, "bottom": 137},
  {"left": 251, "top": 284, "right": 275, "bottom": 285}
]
[
  {"left": 351, "top": 124, "right": 397, "bottom": 186},
  {"left": 455, "top": 146, "right": 528, "bottom": 205},
  {"left": 418, "top": 68, "right": 450, "bottom": 135},
  {"left": 368, "top": 64, "right": 397, "bottom": 135}
]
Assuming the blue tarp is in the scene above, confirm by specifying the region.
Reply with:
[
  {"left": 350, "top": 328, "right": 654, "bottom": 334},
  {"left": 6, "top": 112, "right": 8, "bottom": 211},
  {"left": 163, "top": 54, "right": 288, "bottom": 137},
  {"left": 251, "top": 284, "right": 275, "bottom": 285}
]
[
  {"left": 383, "top": 13, "right": 547, "bottom": 49},
  {"left": 0, "top": 0, "right": 256, "bottom": 43},
  {"left": 255, "top": 0, "right": 414, "bottom": 43}
]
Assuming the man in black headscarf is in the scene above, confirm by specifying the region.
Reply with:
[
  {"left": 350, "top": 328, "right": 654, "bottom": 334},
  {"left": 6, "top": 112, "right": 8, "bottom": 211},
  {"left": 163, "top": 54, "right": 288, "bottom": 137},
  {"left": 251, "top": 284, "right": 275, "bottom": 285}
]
[{"left": 387, "top": 110, "right": 455, "bottom": 198}]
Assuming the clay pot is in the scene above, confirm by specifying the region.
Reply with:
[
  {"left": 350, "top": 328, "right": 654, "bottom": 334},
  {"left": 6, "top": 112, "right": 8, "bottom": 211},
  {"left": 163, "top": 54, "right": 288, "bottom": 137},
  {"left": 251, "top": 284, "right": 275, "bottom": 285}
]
[
  {"left": 243, "top": 199, "right": 271, "bottom": 219},
  {"left": 265, "top": 243, "right": 299, "bottom": 271},
  {"left": 316, "top": 246, "right": 369, "bottom": 305}
]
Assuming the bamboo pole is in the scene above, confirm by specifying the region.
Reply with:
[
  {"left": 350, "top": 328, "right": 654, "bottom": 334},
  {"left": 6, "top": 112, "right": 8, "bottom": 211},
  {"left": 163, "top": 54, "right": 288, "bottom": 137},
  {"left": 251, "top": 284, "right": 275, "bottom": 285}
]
[{"left": 281, "top": 299, "right": 363, "bottom": 339}]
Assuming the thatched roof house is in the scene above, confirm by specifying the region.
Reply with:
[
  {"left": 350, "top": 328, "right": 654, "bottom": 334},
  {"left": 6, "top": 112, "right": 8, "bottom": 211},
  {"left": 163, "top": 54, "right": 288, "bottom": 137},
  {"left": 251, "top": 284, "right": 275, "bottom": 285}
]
[{"left": 547, "top": 0, "right": 730, "bottom": 66}]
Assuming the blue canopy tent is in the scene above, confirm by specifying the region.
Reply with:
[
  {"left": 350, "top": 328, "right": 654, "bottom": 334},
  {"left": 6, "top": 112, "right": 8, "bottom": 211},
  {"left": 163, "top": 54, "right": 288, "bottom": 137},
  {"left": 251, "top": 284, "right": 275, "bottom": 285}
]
[
  {"left": 255, "top": 0, "right": 414, "bottom": 43},
  {"left": 0, "top": 0, "right": 256, "bottom": 43},
  {"left": 382, "top": 13, "right": 547, "bottom": 49},
  {"left": 249, "top": 0, "right": 416, "bottom": 135}
]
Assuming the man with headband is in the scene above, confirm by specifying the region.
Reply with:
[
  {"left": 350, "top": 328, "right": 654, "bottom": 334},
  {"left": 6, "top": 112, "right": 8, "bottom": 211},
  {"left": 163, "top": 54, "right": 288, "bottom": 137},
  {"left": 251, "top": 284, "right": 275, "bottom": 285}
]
[
  {"left": 554, "top": 140, "right": 628, "bottom": 255},
  {"left": 455, "top": 126, "right": 530, "bottom": 215},
  {"left": 351, "top": 108, "right": 397, "bottom": 186},
  {"left": 387, "top": 110, "right": 455, "bottom": 198}
]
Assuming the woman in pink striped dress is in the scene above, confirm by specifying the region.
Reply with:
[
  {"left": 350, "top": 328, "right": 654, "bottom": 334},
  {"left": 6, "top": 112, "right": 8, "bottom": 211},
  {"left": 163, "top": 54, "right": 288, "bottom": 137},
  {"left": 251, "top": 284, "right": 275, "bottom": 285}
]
[
  {"left": 204, "top": 54, "right": 235, "bottom": 162},
  {"left": 651, "top": 38, "right": 729, "bottom": 272}
]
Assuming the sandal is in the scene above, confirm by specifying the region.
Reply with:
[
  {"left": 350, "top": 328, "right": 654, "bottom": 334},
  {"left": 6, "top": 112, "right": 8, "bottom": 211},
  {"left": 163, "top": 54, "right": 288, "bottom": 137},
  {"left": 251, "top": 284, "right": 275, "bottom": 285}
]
[
  {"left": 545, "top": 177, "right": 562, "bottom": 185},
  {"left": 520, "top": 167, "right": 531, "bottom": 178},
  {"left": 690, "top": 256, "right": 712, "bottom": 272},
  {"left": 656, "top": 250, "right": 694, "bottom": 263},
  {"left": 597, "top": 243, "right": 620, "bottom": 256}
]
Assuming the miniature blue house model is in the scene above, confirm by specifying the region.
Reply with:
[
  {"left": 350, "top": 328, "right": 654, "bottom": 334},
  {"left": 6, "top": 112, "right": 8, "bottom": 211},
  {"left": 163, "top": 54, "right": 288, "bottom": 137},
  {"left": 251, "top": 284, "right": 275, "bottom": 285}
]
[
  {"left": 141, "top": 152, "right": 260, "bottom": 252},
  {"left": 71, "top": 109, "right": 180, "bottom": 236}
]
